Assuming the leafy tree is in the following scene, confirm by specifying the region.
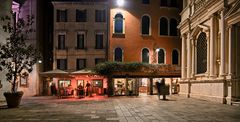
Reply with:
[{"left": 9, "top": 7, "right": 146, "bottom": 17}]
[{"left": 0, "top": 14, "right": 41, "bottom": 93}]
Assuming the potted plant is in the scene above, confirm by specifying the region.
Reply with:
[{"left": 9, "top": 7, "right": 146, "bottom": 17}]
[{"left": 0, "top": 13, "right": 41, "bottom": 108}]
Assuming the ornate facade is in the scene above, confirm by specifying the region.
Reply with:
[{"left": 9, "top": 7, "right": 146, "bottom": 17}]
[{"left": 179, "top": 0, "right": 240, "bottom": 104}]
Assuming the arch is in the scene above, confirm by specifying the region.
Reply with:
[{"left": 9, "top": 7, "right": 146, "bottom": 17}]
[
  {"left": 157, "top": 48, "right": 166, "bottom": 64},
  {"left": 141, "top": 15, "right": 151, "bottom": 35},
  {"left": 114, "top": 13, "right": 124, "bottom": 34},
  {"left": 172, "top": 49, "right": 179, "bottom": 65},
  {"left": 114, "top": 47, "right": 123, "bottom": 62},
  {"left": 142, "top": 48, "right": 149, "bottom": 63},
  {"left": 159, "top": 17, "right": 168, "bottom": 35},
  {"left": 170, "top": 18, "right": 178, "bottom": 36},
  {"left": 197, "top": 32, "right": 207, "bottom": 74}
]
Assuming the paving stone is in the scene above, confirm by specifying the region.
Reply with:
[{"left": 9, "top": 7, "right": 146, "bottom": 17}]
[{"left": 0, "top": 95, "right": 240, "bottom": 121}]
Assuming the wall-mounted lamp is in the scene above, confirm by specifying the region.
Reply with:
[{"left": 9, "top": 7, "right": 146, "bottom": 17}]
[{"left": 38, "top": 60, "right": 42, "bottom": 64}]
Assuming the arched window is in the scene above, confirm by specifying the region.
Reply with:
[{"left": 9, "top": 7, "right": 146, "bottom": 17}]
[
  {"left": 170, "top": 19, "right": 178, "bottom": 36},
  {"left": 114, "top": 47, "right": 123, "bottom": 62},
  {"left": 172, "top": 49, "right": 179, "bottom": 65},
  {"left": 142, "top": 15, "right": 150, "bottom": 35},
  {"left": 142, "top": 48, "right": 149, "bottom": 63},
  {"left": 114, "top": 13, "right": 124, "bottom": 34},
  {"left": 160, "top": 17, "right": 168, "bottom": 35},
  {"left": 158, "top": 49, "right": 165, "bottom": 64},
  {"left": 197, "top": 32, "right": 207, "bottom": 74}
]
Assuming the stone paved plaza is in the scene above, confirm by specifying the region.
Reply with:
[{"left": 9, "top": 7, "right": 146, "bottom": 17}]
[{"left": 0, "top": 95, "right": 240, "bottom": 122}]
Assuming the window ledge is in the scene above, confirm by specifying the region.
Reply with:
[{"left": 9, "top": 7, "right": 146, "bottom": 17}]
[{"left": 112, "top": 33, "right": 125, "bottom": 38}]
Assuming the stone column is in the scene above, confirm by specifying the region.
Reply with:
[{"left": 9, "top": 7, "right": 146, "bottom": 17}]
[
  {"left": 228, "top": 25, "right": 233, "bottom": 76},
  {"left": 191, "top": 38, "right": 195, "bottom": 78},
  {"left": 210, "top": 15, "right": 216, "bottom": 77},
  {"left": 181, "top": 34, "right": 186, "bottom": 79},
  {"left": 187, "top": 33, "right": 192, "bottom": 79},
  {"left": 220, "top": 10, "right": 226, "bottom": 76},
  {"left": 206, "top": 31, "right": 210, "bottom": 75}
]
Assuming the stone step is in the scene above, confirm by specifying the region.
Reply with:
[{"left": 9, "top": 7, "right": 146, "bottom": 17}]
[{"left": 231, "top": 101, "right": 240, "bottom": 106}]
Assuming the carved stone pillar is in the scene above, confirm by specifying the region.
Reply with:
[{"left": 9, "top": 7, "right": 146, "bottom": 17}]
[
  {"left": 210, "top": 15, "right": 216, "bottom": 77},
  {"left": 181, "top": 34, "right": 186, "bottom": 79},
  {"left": 191, "top": 38, "right": 195, "bottom": 78},
  {"left": 220, "top": 10, "right": 226, "bottom": 76},
  {"left": 187, "top": 33, "right": 192, "bottom": 79},
  {"left": 228, "top": 25, "right": 233, "bottom": 76}
]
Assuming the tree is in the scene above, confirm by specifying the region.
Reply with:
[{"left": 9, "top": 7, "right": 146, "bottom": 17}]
[{"left": 0, "top": 13, "right": 41, "bottom": 93}]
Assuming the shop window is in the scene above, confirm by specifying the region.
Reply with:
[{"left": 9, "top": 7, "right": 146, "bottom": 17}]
[
  {"left": 77, "top": 80, "right": 84, "bottom": 87},
  {"left": 114, "top": 47, "right": 123, "bottom": 62},
  {"left": 76, "top": 59, "right": 86, "bottom": 70},
  {"left": 170, "top": 19, "right": 178, "bottom": 36},
  {"left": 95, "top": 9, "right": 106, "bottom": 22},
  {"left": 142, "top": 48, "right": 149, "bottom": 63},
  {"left": 57, "top": 9, "right": 67, "bottom": 22},
  {"left": 172, "top": 49, "right": 179, "bottom": 65},
  {"left": 160, "top": 17, "right": 168, "bottom": 36},
  {"left": 76, "top": 9, "right": 87, "bottom": 22},
  {"left": 77, "top": 33, "right": 85, "bottom": 49},
  {"left": 114, "top": 79, "right": 126, "bottom": 95},
  {"left": 59, "top": 80, "right": 71, "bottom": 88},
  {"left": 95, "top": 33, "right": 104, "bottom": 49},
  {"left": 58, "top": 34, "right": 65, "bottom": 49},
  {"left": 114, "top": 13, "right": 124, "bottom": 34},
  {"left": 141, "top": 15, "right": 150, "bottom": 35},
  {"left": 197, "top": 32, "right": 207, "bottom": 74},
  {"left": 92, "top": 80, "right": 103, "bottom": 87},
  {"left": 158, "top": 49, "right": 165, "bottom": 64},
  {"left": 57, "top": 59, "right": 67, "bottom": 70}
]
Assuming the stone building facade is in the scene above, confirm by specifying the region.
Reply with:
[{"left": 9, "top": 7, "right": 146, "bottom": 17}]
[
  {"left": 50, "top": 0, "right": 108, "bottom": 96},
  {"left": 52, "top": 0, "right": 108, "bottom": 71},
  {"left": 178, "top": 0, "right": 240, "bottom": 104},
  {"left": 0, "top": 0, "right": 42, "bottom": 101}
]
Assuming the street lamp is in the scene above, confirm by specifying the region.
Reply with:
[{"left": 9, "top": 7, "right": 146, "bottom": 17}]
[{"left": 117, "top": 0, "right": 124, "bottom": 7}]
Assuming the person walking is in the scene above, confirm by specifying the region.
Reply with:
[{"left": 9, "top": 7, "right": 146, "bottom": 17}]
[
  {"left": 161, "top": 78, "right": 166, "bottom": 100},
  {"left": 85, "top": 81, "right": 91, "bottom": 96},
  {"left": 156, "top": 81, "right": 161, "bottom": 100}
]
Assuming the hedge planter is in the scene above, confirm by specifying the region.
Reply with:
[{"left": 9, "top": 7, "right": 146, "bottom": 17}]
[{"left": 4, "top": 91, "right": 24, "bottom": 108}]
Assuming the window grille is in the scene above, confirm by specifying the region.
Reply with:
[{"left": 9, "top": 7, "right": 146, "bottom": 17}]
[
  {"left": 197, "top": 32, "right": 207, "bottom": 74},
  {"left": 114, "top": 14, "right": 124, "bottom": 34}
]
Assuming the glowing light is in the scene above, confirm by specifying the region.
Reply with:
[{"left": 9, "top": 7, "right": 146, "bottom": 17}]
[
  {"left": 117, "top": 0, "right": 124, "bottom": 7},
  {"left": 156, "top": 48, "right": 160, "bottom": 52},
  {"left": 38, "top": 60, "right": 42, "bottom": 64}
]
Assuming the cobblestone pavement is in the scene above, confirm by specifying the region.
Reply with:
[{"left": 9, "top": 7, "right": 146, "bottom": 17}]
[{"left": 0, "top": 95, "right": 240, "bottom": 122}]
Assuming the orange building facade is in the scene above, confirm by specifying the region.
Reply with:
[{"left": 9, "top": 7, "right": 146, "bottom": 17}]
[
  {"left": 108, "top": 0, "right": 182, "bottom": 96},
  {"left": 109, "top": 0, "right": 182, "bottom": 64}
]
